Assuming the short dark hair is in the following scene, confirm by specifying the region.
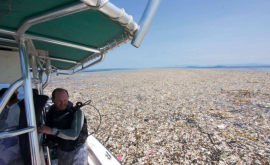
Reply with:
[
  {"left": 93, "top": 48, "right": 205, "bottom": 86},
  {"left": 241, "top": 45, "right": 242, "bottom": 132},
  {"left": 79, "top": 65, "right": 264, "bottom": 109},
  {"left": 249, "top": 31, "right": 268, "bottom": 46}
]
[
  {"left": 52, "top": 88, "right": 69, "bottom": 100},
  {"left": 0, "top": 88, "right": 18, "bottom": 102}
]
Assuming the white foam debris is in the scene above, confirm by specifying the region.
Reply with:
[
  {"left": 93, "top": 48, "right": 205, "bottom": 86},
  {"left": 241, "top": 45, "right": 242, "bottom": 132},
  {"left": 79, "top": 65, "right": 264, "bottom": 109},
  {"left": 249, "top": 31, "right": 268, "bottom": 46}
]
[
  {"left": 217, "top": 124, "right": 226, "bottom": 129},
  {"left": 45, "top": 69, "right": 270, "bottom": 164}
]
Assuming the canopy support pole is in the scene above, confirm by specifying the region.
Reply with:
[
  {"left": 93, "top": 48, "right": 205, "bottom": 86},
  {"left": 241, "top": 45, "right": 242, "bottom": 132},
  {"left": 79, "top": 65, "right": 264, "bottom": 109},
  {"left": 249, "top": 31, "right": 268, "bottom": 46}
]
[
  {"left": 0, "top": 45, "right": 18, "bottom": 50},
  {"left": 27, "top": 40, "right": 41, "bottom": 93},
  {"left": 42, "top": 59, "right": 52, "bottom": 89},
  {"left": 0, "top": 29, "right": 100, "bottom": 53},
  {"left": 24, "top": 34, "right": 100, "bottom": 53},
  {"left": 17, "top": 3, "right": 90, "bottom": 36},
  {"left": 74, "top": 53, "right": 105, "bottom": 74},
  {"left": 18, "top": 38, "right": 41, "bottom": 165},
  {"left": 0, "top": 37, "right": 17, "bottom": 43},
  {"left": 57, "top": 53, "right": 105, "bottom": 75},
  {"left": 131, "top": 0, "right": 162, "bottom": 48},
  {"left": 31, "top": 55, "right": 80, "bottom": 64}
]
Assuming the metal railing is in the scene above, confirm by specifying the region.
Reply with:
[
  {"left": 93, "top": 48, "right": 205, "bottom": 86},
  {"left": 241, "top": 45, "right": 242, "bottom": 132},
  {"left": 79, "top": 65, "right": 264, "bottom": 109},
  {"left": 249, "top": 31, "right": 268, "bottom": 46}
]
[
  {"left": 19, "top": 38, "right": 41, "bottom": 165},
  {"left": 17, "top": 2, "right": 90, "bottom": 36},
  {"left": 0, "top": 79, "right": 24, "bottom": 114},
  {"left": 0, "top": 127, "right": 35, "bottom": 139},
  {"left": 131, "top": 0, "right": 162, "bottom": 48},
  {"left": 0, "top": 29, "right": 100, "bottom": 53}
]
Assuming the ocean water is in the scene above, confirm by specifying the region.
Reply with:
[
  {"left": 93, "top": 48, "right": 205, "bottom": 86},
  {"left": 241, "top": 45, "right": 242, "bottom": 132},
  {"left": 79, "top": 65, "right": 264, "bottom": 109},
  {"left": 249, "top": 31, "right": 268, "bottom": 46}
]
[
  {"left": 1, "top": 67, "right": 269, "bottom": 99},
  {"left": 180, "top": 66, "right": 270, "bottom": 72},
  {"left": 82, "top": 67, "right": 270, "bottom": 73},
  {"left": 81, "top": 68, "right": 138, "bottom": 73},
  {"left": 214, "top": 67, "right": 270, "bottom": 72}
]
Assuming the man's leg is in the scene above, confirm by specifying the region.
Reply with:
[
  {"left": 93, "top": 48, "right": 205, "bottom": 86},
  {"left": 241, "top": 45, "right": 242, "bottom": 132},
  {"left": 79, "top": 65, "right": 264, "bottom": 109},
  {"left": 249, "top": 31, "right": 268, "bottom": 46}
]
[
  {"left": 58, "top": 149, "right": 71, "bottom": 165},
  {"left": 73, "top": 143, "right": 88, "bottom": 165},
  {"left": 58, "top": 143, "right": 88, "bottom": 165}
]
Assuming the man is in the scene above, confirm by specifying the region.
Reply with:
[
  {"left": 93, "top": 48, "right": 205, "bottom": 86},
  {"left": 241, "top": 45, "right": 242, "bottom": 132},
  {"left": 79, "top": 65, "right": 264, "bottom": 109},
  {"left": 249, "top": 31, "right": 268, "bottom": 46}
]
[
  {"left": 0, "top": 88, "right": 20, "bottom": 127},
  {"left": 0, "top": 88, "right": 21, "bottom": 165},
  {"left": 38, "top": 88, "right": 88, "bottom": 165}
]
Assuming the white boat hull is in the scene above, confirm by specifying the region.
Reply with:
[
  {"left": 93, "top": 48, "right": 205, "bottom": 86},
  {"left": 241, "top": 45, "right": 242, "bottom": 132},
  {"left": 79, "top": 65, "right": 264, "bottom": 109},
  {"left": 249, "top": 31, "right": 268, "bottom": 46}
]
[{"left": 87, "top": 135, "right": 122, "bottom": 165}]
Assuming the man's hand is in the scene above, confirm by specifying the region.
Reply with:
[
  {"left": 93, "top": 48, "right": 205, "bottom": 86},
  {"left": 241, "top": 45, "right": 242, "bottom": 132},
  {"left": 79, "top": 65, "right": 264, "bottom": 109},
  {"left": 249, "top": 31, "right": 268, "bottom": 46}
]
[{"left": 38, "top": 126, "right": 52, "bottom": 135}]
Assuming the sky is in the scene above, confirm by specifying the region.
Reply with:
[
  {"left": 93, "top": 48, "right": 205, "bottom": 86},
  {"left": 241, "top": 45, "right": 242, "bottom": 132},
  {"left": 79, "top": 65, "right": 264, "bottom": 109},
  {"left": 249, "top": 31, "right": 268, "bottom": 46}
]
[{"left": 91, "top": 0, "right": 270, "bottom": 69}]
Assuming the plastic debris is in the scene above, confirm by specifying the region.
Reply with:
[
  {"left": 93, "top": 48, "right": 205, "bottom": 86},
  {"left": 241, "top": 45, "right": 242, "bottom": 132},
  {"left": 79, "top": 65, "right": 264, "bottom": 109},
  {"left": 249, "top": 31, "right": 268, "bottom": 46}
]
[
  {"left": 217, "top": 124, "right": 226, "bottom": 129},
  {"left": 145, "top": 150, "right": 154, "bottom": 156},
  {"left": 44, "top": 69, "right": 270, "bottom": 164},
  {"left": 117, "top": 156, "right": 122, "bottom": 161}
]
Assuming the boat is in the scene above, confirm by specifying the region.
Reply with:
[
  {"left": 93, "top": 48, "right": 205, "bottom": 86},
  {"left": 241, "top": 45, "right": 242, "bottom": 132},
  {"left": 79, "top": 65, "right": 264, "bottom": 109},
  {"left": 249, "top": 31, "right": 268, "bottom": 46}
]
[{"left": 0, "top": 0, "right": 162, "bottom": 164}]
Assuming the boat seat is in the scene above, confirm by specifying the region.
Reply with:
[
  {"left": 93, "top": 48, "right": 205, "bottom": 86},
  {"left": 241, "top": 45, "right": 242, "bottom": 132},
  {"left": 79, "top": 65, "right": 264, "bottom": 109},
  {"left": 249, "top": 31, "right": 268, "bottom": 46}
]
[
  {"left": 8, "top": 157, "right": 24, "bottom": 165},
  {"left": 18, "top": 89, "right": 49, "bottom": 165},
  {"left": 0, "top": 126, "right": 24, "bottom": 165}
]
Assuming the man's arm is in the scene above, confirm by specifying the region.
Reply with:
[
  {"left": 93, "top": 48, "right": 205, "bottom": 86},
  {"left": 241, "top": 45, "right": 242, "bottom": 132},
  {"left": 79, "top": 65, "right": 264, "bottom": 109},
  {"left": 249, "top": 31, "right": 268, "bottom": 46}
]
[
  {"left": 52, "top": 109, "right": 85, "bottom": 140},
  {"left": 39, "top": 109, "right": 85, "bottom": 140}
]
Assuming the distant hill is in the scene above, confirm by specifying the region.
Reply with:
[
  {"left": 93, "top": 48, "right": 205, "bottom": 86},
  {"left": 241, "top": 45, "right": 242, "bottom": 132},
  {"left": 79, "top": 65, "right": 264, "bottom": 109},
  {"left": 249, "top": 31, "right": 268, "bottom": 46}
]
[{"left": 185, "top": 65, "right": 270, "bottom": 69}]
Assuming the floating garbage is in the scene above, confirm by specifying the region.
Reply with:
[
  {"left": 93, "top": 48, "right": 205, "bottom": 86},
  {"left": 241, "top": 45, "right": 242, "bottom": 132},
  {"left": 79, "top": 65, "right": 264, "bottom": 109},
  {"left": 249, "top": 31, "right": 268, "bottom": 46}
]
[
  {"left": 233, "top": 123, "right": 246, "bottom": 127},
  {"left": 217, "top": 124, "right": 226, "bottom": 129},
  {"left": 117, "top": 156, "right": 122, "bottom": 161},
  {"left": 44, "top": 69, "right": 270, "bottom": 164},
  {"left": 145, "top": 150, "right": 154, "bottom": 156}
]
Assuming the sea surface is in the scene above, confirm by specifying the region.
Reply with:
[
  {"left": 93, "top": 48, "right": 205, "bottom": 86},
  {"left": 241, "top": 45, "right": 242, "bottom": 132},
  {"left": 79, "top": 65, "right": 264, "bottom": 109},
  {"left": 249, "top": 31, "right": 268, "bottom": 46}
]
[
  {"left": 172, "top": 66, "right": 270, "bottom": 72},
  {"left": 82, "top": 66, "right": 270, "bottom": 73},
  {"left": 81, "top": 68, "right": 138, "bottom": 73},
  {"left": 204, "top": 66, "right": 270, "bottom": 72},
  {"left": 1, "top": 66, "right": 269, "bottom": 99}
]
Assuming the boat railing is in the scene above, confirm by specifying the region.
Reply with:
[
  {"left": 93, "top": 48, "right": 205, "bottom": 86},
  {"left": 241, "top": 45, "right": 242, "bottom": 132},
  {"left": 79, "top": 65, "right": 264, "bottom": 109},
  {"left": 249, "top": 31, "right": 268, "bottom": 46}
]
[
  {"left": 0, "top": 127, "right": 35, "bottom": 139},
  {"left": 0, "top": 79, "right": 24, "bottom": 114}
]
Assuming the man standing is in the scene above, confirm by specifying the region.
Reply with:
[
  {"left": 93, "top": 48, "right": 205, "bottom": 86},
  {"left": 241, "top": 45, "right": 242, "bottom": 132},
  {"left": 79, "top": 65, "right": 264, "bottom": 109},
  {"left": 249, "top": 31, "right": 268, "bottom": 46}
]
[{"left": 38, "top": 88, "right": 88, "bottom": 165}]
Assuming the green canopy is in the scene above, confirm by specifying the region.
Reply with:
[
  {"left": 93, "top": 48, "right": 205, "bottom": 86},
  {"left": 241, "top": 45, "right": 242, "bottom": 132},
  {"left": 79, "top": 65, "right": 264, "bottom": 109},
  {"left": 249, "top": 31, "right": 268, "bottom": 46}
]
[{"left": 0, "top": 0, "right": 138, "bottom": 70}]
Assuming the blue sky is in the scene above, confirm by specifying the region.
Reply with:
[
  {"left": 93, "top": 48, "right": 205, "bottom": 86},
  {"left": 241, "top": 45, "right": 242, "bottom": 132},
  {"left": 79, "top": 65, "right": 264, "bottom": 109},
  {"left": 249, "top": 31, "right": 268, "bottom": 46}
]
[{"left": 92, "top": 0, "right": 270, "bottom": 69}]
